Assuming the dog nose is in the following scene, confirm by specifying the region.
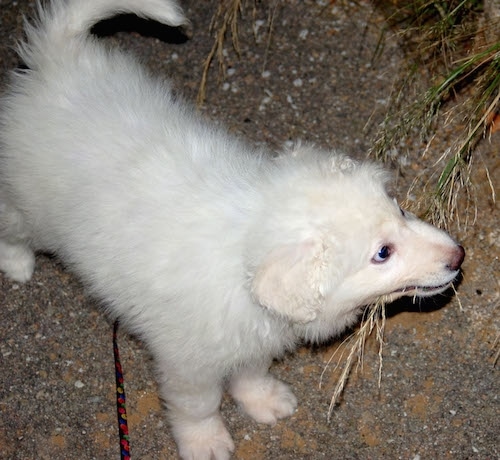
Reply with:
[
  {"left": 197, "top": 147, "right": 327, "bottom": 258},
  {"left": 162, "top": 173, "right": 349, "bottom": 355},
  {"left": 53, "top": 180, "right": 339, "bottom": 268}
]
[{"left": 447, "top": 245, "right": 465, "bottom": 271}]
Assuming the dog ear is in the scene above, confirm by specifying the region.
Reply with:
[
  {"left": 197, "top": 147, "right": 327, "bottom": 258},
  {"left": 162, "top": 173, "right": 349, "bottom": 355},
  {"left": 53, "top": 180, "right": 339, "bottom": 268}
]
[{"left": 251, "top": 239, "right": 329, "bottom": 323}]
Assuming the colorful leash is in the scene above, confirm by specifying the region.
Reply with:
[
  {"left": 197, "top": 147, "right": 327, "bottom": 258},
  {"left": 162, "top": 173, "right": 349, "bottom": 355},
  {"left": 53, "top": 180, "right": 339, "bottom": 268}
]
[{"left": 113, "top": 321, "right": 131, "bottom": 460}]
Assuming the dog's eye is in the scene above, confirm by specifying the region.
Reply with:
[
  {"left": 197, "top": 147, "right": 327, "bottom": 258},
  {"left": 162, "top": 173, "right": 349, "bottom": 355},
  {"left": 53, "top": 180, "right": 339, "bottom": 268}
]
[
  {"left": 372, "top": 245, "right": 392, "bottom": 263},
  {"left": 399, "top": 207, "right": 406, "bottom": 217}
]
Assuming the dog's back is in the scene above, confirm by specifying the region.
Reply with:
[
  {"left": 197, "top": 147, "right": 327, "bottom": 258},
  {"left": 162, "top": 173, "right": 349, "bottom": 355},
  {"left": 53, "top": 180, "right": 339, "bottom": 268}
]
[{"left": 1, "top": 0, "right": 261, "bottom": 266}]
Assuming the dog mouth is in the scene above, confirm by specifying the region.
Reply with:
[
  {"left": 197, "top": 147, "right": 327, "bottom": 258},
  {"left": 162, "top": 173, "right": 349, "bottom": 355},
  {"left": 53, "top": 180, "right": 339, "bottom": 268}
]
[{"left": 393, "top": 282, "right": 452, "bottom": 297}]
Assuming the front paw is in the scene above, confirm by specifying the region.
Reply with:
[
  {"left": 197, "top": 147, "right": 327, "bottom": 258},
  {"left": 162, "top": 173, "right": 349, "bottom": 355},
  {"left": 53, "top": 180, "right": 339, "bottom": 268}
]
[
  {"left": 230, "top": 375, "right": 298, "bottom": 425},
  {"left": 0, "top": 241, "right": 35, "bottom": 282},
  {"left": 173, "top": 414, "right": 234, "bottom": 460}
]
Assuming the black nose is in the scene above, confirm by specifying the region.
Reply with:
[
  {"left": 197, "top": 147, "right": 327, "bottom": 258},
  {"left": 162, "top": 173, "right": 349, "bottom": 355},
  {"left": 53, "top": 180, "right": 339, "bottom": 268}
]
[{"left": 447, "top": 245, "right": 465, "bottom": 271}]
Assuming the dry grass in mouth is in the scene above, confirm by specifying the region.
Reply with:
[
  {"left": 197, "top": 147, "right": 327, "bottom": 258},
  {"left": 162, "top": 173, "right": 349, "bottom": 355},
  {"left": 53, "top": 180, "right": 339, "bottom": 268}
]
[{"left": 320, "top": 299, "right": 387, "bottom": 420}]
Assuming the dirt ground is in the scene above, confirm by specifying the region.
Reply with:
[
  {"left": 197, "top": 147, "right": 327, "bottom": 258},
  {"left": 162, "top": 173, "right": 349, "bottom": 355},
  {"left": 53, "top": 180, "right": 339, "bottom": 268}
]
[{"left": 0, "top": 0, "right": 498, "bottom": 459}]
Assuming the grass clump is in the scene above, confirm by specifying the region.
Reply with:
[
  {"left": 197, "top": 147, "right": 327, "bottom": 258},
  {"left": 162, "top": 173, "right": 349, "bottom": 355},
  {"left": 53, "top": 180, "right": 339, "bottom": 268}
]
[
  {"left": 197, "top": 0, "right": 243, "bottom": 106},
  {"left": 197, "top": 0, "right": 277, "bottom": 105},
  {"left": 370, "top": 0, "right": 499, "bottom": 230}
]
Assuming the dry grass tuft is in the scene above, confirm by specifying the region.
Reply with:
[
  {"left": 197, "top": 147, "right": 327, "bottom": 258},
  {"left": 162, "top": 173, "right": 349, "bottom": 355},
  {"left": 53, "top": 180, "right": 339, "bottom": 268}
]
[
  {"left": 197, "top": 0, "right": 243, "bottom": 106},
  {"left": 320, "top": 299, "right": 387, "bottom": 420},
  {"left": 197, "top": 0, "right": 278, "bottom": 105}
]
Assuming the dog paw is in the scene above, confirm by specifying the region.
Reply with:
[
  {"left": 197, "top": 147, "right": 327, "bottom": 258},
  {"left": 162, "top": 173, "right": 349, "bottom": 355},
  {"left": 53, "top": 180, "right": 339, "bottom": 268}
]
[
  {"left": 0, "top": 241, "right": 35, "bottom": 282},
  {"left": 173, "top": 414, "right": 234, "bottom": 460},
  {"left": 230, "top": 375, "right": 298, "bottom": 425}
]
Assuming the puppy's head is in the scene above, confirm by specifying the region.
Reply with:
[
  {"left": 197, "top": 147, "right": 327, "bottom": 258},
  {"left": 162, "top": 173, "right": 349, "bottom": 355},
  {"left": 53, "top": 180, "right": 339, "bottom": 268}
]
[{"left": 248, "top": 149, "right": 464, "bottom": 338}]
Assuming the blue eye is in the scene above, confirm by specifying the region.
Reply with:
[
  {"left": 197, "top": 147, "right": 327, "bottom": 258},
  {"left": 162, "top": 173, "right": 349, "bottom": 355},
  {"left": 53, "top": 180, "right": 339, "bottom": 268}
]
[{"left": 373, "top": 245, "right": 392, "bottom": 263}]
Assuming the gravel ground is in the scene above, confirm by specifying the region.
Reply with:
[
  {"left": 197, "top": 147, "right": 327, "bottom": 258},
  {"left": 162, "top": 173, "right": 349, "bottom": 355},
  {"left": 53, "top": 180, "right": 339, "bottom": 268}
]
[{"left": 0, "top": 1, "right": 498, "bottom": 459}]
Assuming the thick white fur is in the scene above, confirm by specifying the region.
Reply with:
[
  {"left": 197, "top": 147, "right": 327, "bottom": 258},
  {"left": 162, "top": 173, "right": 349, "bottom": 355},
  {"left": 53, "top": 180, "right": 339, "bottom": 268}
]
[{"left": 0, "top": 1, "right": 465, "bottom": 459}]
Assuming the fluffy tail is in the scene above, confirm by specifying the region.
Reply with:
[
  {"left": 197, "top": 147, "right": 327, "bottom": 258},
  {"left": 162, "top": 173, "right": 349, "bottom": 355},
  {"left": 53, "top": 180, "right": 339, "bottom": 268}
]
[{"left": 19, "top": 0, "right": 188, "bottom": 68}]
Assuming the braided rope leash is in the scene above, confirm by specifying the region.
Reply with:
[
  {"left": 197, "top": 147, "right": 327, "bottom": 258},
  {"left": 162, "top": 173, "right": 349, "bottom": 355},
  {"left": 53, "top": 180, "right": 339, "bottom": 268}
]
[{"left": 113, "top": 321, "right": 131, "bottom": 460}]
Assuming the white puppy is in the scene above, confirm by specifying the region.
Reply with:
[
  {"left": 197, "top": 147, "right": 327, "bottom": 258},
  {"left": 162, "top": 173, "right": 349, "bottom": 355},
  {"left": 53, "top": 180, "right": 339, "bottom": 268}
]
[{"left": 0, "top": 0, "right": 464, "bottom": 458}]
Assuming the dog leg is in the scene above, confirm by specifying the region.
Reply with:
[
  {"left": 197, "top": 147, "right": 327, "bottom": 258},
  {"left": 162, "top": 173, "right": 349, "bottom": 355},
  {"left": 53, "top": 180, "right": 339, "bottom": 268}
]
[
  {"left": 158, "top": 370, "right": 234, "bottom": 460},
  {"left": 0, "top": 201, "right": 35, "bottom": 282},
  {"left": 0, "top": 241, "right": 35, "bottom": 282},
  {"left": 229, "top": 364, "right": 297, "bottom": 425}
]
